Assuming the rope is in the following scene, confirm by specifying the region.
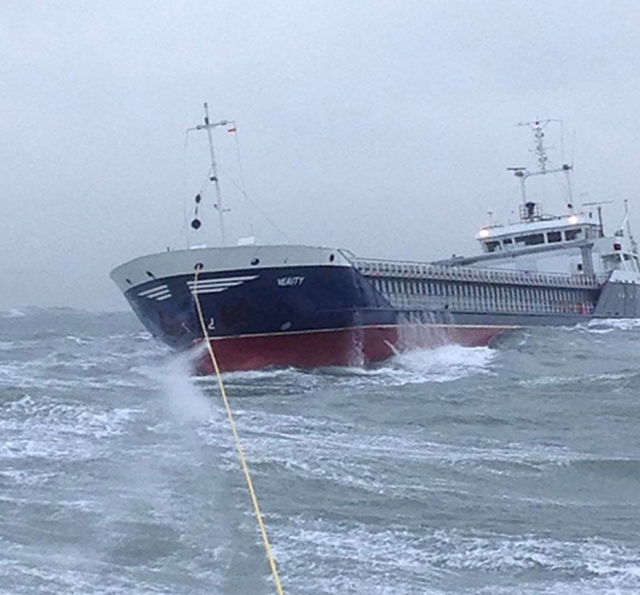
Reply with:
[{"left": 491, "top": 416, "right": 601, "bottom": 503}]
[
  {"left": 182, "top": 130, "right": 191, "bottom": 248},
  {"left": 216, "top": 162, "right": 291, "bottom": 242},
  {"left": 232, "top": 127, "right": 255, "bottom": 238},
  {"left": 192, "top": 266, "right": 286, "bottom": 595}
]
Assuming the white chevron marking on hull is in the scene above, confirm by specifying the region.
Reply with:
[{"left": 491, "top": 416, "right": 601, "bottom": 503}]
[
  {"left": 138, "top": 284, "right": 169, "bottom": 297},
  {"left": 186, "top": 275, "right": 258, "bottom": 287},
  {"left": 187, "top": 275, "right": 259, "bottom": 295},
  {"left": 138, "top": 285, "right": 173, "bottom": 300}
]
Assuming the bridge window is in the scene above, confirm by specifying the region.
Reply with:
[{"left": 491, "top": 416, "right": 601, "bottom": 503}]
[
  {"left": 515, "top": 233, "right": 545, "bottom": 246},
  {"left": 547, "top": 231, "right": 562, "bottom": 243},
  {"left": 565, "top": 228, "right": 583, "bottom": 241},
  {"left": 484, "top": 241, "right": 501, "bottom": 253}
]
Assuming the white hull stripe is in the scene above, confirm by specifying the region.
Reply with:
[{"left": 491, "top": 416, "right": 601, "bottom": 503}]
[
  {"left": 187, "top": 275, "right": 258, "bottom": 287},
  {"left": 145, "top": 289, "right": 171, "bottom": 298},
  {"left": 140, "top": 291, "right": 172, "bottom": 300},
  {"left": 188, "top": 275, "right": 259, "bottom": 295},
  {"left": 191, "top": 281, "right": 245, "bottom": 292},
  {"left": 138, "top": 284, "right": 169, "bottom": 298},
  {"left": 192, "top": 287, "right": 241, "bottom": 295}
]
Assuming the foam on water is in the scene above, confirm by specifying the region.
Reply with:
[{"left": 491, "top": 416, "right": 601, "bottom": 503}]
[
  {"left": 517, "top": 371, "right": 637, "bottom": 388},
  {"left": 0, "top": 392, "right": 138, "bottom": 462},
  {"left": 2, "top": 309, "right": 640, "bottom": 594},
  {"left": 223, "top": 344, "right": 497, "bottom": 393},
  {"left": 0, "top": 308, "right": 26, "bottom": 318},
  {"left": 390, "top": 344, "right": 497, "bottom": 383},
  {"left": 588, "top": 318, "right": 640, "bottom": 331},
  {"left": 277, "top": 517, "right": 640, "bottom": 594},
  {"left": 555, "top": 317, "right": 640, "bottom": 335}
]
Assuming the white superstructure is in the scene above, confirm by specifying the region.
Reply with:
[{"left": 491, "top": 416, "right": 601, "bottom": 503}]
[{"left": 450, "top": 120, "right": 640, "bottom": 278}]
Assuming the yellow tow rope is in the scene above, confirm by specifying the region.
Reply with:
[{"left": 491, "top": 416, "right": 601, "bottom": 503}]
[{"left": 192, "top": 266, "right": 286, "bottom": 595}]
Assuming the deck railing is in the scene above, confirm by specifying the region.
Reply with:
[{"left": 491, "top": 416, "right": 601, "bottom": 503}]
[
  {"left": 350, "top": 256, "right": 608, "bottom": 289},
  {"left": 380, "top": 291, "right": 595, "bottom": 315}
]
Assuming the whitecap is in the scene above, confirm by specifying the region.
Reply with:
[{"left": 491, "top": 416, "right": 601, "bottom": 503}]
[
  {"left": 388, "top": 344, "right": 497, "bottom": 384},
  {"left": 0, "top": 308, "right": 25, "bottom": 318},
  {"left": 517, "top": 371, "right": 634, "bottom": 388},
  {"left": 227, "top": 344, "right": 498, "bottom": 389},
  {"left": 588, "top": 318, "right": 640, "bottom": 331},
  {"left": 276, "top": 518, "right": 640, "bottom": 594}
]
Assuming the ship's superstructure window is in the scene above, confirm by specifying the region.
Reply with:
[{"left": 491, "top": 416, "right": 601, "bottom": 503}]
[
  {"left": 477, "top": 224, "right": 600, "bottom": 254},
  {"left": 515, "top": 233, "right": 545, "bottom": 247},
  {"left": 565, "top": 228, "right": 582, "bottom": 241}
]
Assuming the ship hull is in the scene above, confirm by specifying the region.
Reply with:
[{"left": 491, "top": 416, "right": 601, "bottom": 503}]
[
  {"left": 193, "top": 323, "right": 507, "bottom": 373},
  {"left": 110, "top": 244, "right": 638, "bottom": 373}
]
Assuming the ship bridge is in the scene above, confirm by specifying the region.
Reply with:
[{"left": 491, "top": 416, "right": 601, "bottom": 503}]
[{"left": 477, "top": 213, "right": 600, "bottom": 255}]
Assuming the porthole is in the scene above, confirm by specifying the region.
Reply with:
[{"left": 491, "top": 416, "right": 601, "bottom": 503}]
[
  {"left": 329, "top": 254, "right": 335, "bottom": 262},
  {"left": 146, "top": 271, "right": 155, "bottom": 279},
  {"left": 194, "top": 262, "right": 203, "bottom": 271},
  {"left": 125, "top": 278, "right": 132, "bottom": 285},
  {"left": 251, "top": 258, "right": 260, "bottom": 266}
]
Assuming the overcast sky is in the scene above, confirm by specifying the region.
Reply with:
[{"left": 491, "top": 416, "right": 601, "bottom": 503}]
[{"left": 2, "top": 1, "right": 640, "bottom": 311}]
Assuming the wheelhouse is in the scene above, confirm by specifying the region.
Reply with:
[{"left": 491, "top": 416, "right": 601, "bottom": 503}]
[{"left": 477, "top": 215, "right": 601, "bottom": 255}]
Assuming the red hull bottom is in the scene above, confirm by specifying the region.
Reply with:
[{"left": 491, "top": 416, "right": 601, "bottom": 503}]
[{"left": 194, "top": 324, "right": 514, "bottom": 374}]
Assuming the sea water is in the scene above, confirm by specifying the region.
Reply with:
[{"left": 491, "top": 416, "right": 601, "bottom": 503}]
[{"left": 1, "top": 308, "right": 639, "bottom": 594}]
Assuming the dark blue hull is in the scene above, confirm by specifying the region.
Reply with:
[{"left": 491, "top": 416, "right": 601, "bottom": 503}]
[{"left": 124, "top": 265, "right": 395, "bottom": 350}]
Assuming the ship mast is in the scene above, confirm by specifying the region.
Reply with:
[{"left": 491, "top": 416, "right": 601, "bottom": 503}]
[
  {"left": 189, "top": 103, "right": 233, "bottom": 246},
  {"left": 512, "top": 119, "right": 574, "bottom": 213}
]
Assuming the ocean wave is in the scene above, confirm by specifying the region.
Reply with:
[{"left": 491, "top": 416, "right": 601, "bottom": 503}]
[
  {"left": 0, "top": 396, "right": 139, "bottom": 464},
  {"left": 276, "top": 519, "right": 640, "bottom": 594},
  {"left": 516, "top": 371, "right": 636, "bottom": 388},
  {"left": 219, "top": 344, "right": 497, "bottom": 390},
  {"left": 390, "top": 344, "right": 497, "bottom": 383},
  {"left": 0, "top": 308, "right": 26, "bottom": 318},
  {"left": 567, "top": 457, "right": 640, "bottom": 480},
  {"left": 552, "top": 318, "right": 640, "bottom": 337},
  {"left": 2, "top": 309, "right": 639, "bottom": 595},
  {"left": 587, "top": 318, "right": 640, "bottom": 331},
  {"left": 214, "top": 404, "right": 591, "bottom": 493}
]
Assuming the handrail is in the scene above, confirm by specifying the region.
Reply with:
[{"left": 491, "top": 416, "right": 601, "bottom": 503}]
[{"left": 352, "top": 256, "right": 607, "bottom": 289}]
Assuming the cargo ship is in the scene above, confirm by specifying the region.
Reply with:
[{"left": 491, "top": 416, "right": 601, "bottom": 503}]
[{"left": 111, "top": 112, "right": 640, "bottom": 371}]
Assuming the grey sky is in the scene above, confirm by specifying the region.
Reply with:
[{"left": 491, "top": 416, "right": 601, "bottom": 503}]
[{"left": 2, "top": 1, "right": 639, "bottom": 311}]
